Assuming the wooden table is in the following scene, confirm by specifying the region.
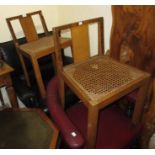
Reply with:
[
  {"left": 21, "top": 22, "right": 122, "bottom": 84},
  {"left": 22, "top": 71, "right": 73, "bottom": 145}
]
[
  {"left": 18, "top": 35, "right": 71, "bottom": 99},
  {"left": 62, "top": 55, "right": 150, "bottom": 148},
  {"left": 0, "top": 108, "right": 59, "bottom": 148},
  {"left": 0, "top": 63, "right": 18, "bottom": 108}
]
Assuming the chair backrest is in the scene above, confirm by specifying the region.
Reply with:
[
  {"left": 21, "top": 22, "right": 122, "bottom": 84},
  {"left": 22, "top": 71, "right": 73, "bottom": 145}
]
[
  {"left": 6, "top": 15, "right": 23, "bottom": 47},
  {"left": 26, "top": 10, "right": 49, "bottom": 36},
  {"left": 6, "top": 10, "right": 48, "bottom": 47},
  {"left": 53, "top": 17, "right": 104, "bottom": 72},
  {"left": 19, "top": 16, "right": 38, "bottom": 42},
  {"left": 71, "top": 24, "right": 90, "bottom": 63}
]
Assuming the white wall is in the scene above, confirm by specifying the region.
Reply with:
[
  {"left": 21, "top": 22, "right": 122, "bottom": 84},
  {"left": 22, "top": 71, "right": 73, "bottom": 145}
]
[
  {"left": 0, "top": 5, "right": 59, "bottom": 42},
  {"left": 0, "top": 5, "right": 112, "bottom": 51},
  {"left": 57, "top": 5, "right": 112, "bottom": 51}
]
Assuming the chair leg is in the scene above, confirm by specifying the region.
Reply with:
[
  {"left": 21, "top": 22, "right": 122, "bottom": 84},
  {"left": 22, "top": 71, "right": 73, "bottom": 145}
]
[
  {"left": 0, "top": 88, "right": 5, "bottom": 107},
  {"left": 0, "top": 88, "right": 5, "bottom": 110},
  {"left": 6, "top": 86, "right": 18, "bottom": 108}
]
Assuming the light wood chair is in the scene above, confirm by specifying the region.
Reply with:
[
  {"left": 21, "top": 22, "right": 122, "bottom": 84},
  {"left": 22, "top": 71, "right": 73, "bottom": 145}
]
[
  {"left": 47, "top": 17, "right": 144, "bottom": 148},
  {"left": 6, "top": 11, "right": 51, "bottom": 96},
  {"left": 53, "top": 17, "right": 104, "bottom": 107},
  {"left": 6, "top": 14, "right": 40, "bottom": 88}
]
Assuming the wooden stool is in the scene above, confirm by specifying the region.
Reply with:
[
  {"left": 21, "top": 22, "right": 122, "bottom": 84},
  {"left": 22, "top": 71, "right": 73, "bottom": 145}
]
[{"left": 0, "top": 108, "right": 58, "bottom": 148}]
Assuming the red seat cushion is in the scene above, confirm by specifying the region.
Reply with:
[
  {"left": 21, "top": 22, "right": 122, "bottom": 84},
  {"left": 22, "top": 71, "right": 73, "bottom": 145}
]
[{"left": 66, "top": 103, "right": 142, "bottom": 149}]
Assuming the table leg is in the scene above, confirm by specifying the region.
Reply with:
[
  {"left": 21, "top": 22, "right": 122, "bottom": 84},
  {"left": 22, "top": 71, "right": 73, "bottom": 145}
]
[
  {"left": 17, "top": 50, "right": 31, "bottom": 87},
  {"left": 86, "top": 106, "right": 98, "bottom": 148},
  {"left": 132, "top": 78, "right": 150, "bottom": 125},
  {"left": 31, "top": 57, "right": 46, "bottom": 99},
  {"left": 6, "top": 86, "right": 18, "bottom": 108},
  {"left": 0, "top": 88, "right": 5, "bottom": 106}
]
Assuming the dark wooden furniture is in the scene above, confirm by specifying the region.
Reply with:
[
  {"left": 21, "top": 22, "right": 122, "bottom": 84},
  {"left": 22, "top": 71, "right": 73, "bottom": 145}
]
[
  {"left": 53, "top": 17, "right": 150, "bottom": 148},
  {"left": 110, "top": 5, "right": 153, "bottom": 104},
  {"left": 6, "top": 11, "right": 71, "bottom": 99},
  {"left": 0, "top": 63, "right": 18, "bottom": 108},
  {"left": 110, "top": 6, "right": 155, "bottom": 148},
  {"left": 110, "top": 6, "right": 155, "bottom": 77},
  {"left": 0, "top": 108, "right": 58, "bottom": 148}
]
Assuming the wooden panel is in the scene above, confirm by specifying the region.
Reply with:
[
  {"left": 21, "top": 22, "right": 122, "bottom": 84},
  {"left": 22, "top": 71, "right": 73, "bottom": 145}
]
[
  {"left": 20, "top": 16, "right": 38, "bottom": 42},
  {"left": 26, "top": 10, "right": 49, "bottom": 36},
  {"left": 110, "top": 6, "right": 155, "bottom": 147},
  {"left": 110, "top": 5, "right": 155, "bottom": 77},
  {"left": 71, "top": 24, "right": 90, "bottom": 63}
]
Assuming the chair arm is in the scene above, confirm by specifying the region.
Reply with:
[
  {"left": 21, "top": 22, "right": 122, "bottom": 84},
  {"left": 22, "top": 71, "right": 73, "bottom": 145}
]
[{"left": 46, "top": 77, "right": 85, "bottom": 149}]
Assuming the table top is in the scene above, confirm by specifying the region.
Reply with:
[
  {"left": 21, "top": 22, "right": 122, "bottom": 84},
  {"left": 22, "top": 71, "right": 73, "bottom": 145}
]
[
  {"left": 19, "top": 35, "right": 71, "bottom": 57},
  {"left": 0, "top": 63, "right": 14, "bottom": 76},
  {"left": 0, "top": 108, "right": 58, "bottom": 149},
  {"left": 63, "top": 55, "right": 150, "bottom": 107}
]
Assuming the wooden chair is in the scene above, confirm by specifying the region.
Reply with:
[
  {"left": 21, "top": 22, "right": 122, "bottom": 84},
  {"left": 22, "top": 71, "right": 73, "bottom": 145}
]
[
  {"left": 6, "top": 11, "right": 52, "bottom": 97},
  {"left": 53, "top": 17, "right": 104, "bottom": 107},
  {"left": 6, "top": 15, "right": 35, "bottom": 87},
  {"left": 46, "top": 17, "right": 143, "bottom": 148}
]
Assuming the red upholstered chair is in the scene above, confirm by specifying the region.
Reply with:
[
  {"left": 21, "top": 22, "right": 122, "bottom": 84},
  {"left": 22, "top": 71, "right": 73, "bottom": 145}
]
[{"left": 46, "top": 76, "right": 142, "bottom": 149}]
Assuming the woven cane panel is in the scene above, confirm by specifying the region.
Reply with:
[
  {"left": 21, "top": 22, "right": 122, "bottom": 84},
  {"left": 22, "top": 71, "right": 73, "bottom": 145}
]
[{"left": 64, "top": 56, "right": 144, "bottom": 102}]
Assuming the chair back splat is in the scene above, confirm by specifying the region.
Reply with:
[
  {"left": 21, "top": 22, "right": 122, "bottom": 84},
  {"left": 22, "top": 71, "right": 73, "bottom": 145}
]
[{"left": 6, "top": 10, "right": 49, "bottom": 46}]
